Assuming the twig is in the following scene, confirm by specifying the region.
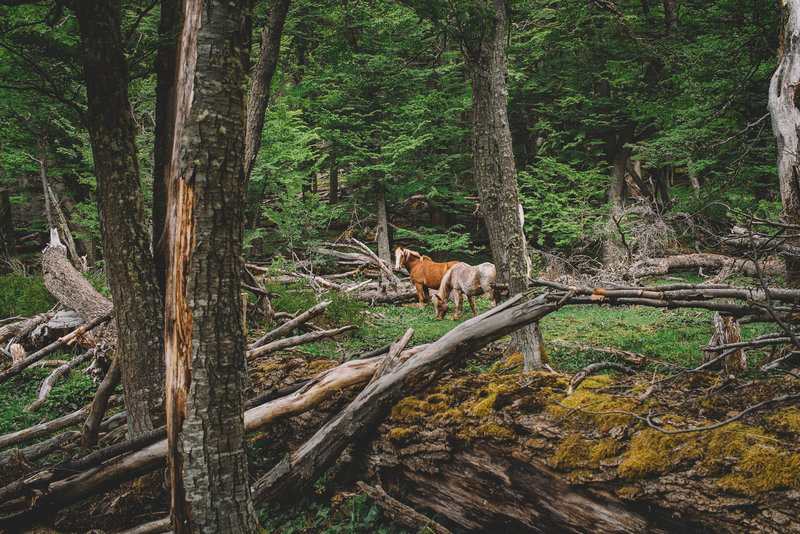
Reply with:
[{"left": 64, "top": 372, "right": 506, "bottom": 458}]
[{"left": 247, "top": 301, "right": 330, "bottom": 350}]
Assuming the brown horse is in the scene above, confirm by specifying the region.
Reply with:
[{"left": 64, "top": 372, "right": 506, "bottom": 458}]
[
  {"left": 432, "top": 262, "right": 497, "bottom": 320},
  {"left": 394, "top": 245, "right": 459, "bottom": 306}
]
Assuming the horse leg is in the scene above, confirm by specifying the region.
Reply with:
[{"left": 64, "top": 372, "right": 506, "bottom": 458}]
[
  {"left": 453, "top": 292, "right": 463, "bottom": 320},
  {"left": 468, "top": 295, "right": 478, "bottom": 316},
  {"left": 415, "top": 283, "right": 426, "bottom": 307},
  {"left": 422, "top": 285, "right": 431, "bottom": 303}
]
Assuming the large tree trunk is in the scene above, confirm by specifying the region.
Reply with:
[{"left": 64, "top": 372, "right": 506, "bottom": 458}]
[
  {"left": 463, "top": 0, "right": 541, "bottom": 370},
  {"left": 0, "top": 187, "right": 15, "bottom": 260},
  {"left": 163, "top": 0, "right": 256, "bottom": 531},
  {"left": 769, "top": 0, "right": 800, "bottom": 286},
  {"left": 72, "top": 0, "right": 166, "bottom": 437}
]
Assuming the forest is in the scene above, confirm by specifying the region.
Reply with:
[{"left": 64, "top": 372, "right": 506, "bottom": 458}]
[{"left": 0, "top": 0, "right": 799, "bottom": 532}]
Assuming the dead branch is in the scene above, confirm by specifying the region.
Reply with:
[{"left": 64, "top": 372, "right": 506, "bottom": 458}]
[
  {"left": 247, "top": 325, "right": 358, "bottom": 359},
  {"left": 0, "top": 312, "right": 113, "bottom": 385},
  {"left": 24, "top": 348, "right": 96, "bottom": 412},
  {"left": 356, "top": 481, "right": 452, "bottom": 534},
  {"left": 82, "top": 355, "right": 120, "bottom": 450},
  {"left": 250, "top": 292, "right": 567, "bottom": 505},
  {"left": 247, "top": 300, "right": 330, "bottom": 350},
  {"left": 346, "top": 237, "right": 402, "bottom": 286},
  {"left": 567, "top": 362, "right": 636, "bottom": 394}
]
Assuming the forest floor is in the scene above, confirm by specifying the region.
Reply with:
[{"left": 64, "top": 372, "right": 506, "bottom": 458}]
[{"left": 2, "top": 273, "right": 799, "bottom": 533}]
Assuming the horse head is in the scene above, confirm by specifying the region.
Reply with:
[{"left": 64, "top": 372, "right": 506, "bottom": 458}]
[
  {"left": 394, "top": 246, "right": 405, "bottom": 270},
  {"left": 432, "top": 293, "right": 448, "bottom": 319}
]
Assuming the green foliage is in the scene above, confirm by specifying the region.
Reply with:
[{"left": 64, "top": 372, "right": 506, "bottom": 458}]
[
  {"left": 394, "top": 224, "right": 475, "bottom": 256},
  {"left": 518, "top": 158, "right": 608, "bottom": 251},
  {"left": 0, "top": 272, "right": 56, "bottom": 318}
]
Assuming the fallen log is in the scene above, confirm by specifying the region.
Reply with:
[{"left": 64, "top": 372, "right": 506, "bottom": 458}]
[
  {"left": 0, "top": 309, "right": 57, "bottom": 345},
  {"left": 41, "top": 230, "right": 115, "bottom": 343},
  {"left": 353, "top": 282, "right": 419, "bottom": 303},
  {"left": 344, "top": 238, "right": 402, "bottom": 287},
  {"left": 0, "top": 312, "right": 113, "bottom": 385},
  {"left": 0, "top": 355, "right": 391, "bottom": 522},
  {"left": 82, "top": 355, "right": 120, "bottom": 449},
  {"left": 0, "top": 406, "right": 91, "bottom": 451},
  {"left": 626, "top": 253, "right": 782, "bottom": 281},
  {"left": 249, "top": 292, "right": 569, "bottom": 504}
]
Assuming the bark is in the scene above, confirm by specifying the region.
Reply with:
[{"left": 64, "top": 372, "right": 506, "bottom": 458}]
[
  {"left": 463, "top": 0, "right": 541, "bottom": 370},
  {"left": 244, "top": 0, "right": 291, "bottom": 183},
  {"left": 72, "top": 0, "right": 166, "bottom": 436},
  {"left": 45, "top": 182, "right": 80, "bottom": 269},
  {"left": 0, "top": 404, "right": 91, "bottom": 450},
  {"left": 250, "top": 293, "right": 564, "bottom": 504},
  {"left": 163, "top": 0, "right": 256, "bottom": 531},
  {"left": 769, "top": 0, "right": 800, "bottom": 286},
  {"left": 356, "top": 482, "right": 452, "bottom": 534},
  {"left": 707, "top": 312, "right": 746, "bottom": 375}
]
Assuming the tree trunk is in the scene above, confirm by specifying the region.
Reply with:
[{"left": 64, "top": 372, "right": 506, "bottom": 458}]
[
  {"left": 375, "top": 181, "right": 391, "bottom": 268},
  {"left": 72, "top": 0, "right": 166, "bottom": 437},
  {"left": 163, "top": 1, "right": 256, "bottom": 531},
  {"left": 244, "top": 0, "right": 291, "bottom": 183},
  {"left": 152, "top": 0, "right": 181, "bottom": 296},
  {"left": 463, "top": 0, "right": 541, "bottom": 370},
  {"left": 0, "top": 188, "right": 15, "bottom": 260},
  {"left": 769, "top": 0, "right": 800, "bottom": 286},
  {"left": 329, "top": 163, "right": 339, "bottom": 204}
]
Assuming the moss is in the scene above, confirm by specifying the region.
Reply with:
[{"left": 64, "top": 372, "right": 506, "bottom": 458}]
[
  {"left": 618, "top": 429, "right": 701, "bottom": 480},
  {"left": 388, "top": 427, "right": 416, "bottom": 445},
  {"left": 548, "top": 375, "right": 638, "bottom": 431},
  {"left": 717, "top": 446, "right": 800, "bottom": 497},
  {"left": 552, "top": 435, "right": 592, "bottom": 470},
  {"left": 552, "top": 436, "right": 622, "bottom": 470},
  {"left": 391, "top": 396, "right": 449, "bottom": 423},
  {"left": 305, "top": 359, "right": 336, "bottom": 376},
  {"left": 768, "top": 406, "right": 800, "bottom": 436}
]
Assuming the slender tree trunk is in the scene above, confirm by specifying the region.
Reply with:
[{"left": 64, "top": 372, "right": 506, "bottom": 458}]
[
  {"left": 243, "top": 0, "right": 291, "bottom": 183},
  {"left": 769, "top": 0, "right": 800, "bottom": 286},
  {"left": 37, "top": 138, "right": 54, "bottom": 229},
  {"left": 0, "top": 188, "right": 13, "bottom": 260},
  {"left": 72, "top": 0, "right": 166, "bottom": 437},
  {"left": 463, "top": 0, "right": 541, "bottom": 370},
  {"left": 152, "top": 0, "right": 182, "bottom": 296},
  {"left": 164, "top": 1, "right": 256, "bottom": 531},
  {"left": 329, "top": 163, "right": 339, "bottom": 204},
  {"left": 375, "top": 180, "right": 391, "bottom": 266}
]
